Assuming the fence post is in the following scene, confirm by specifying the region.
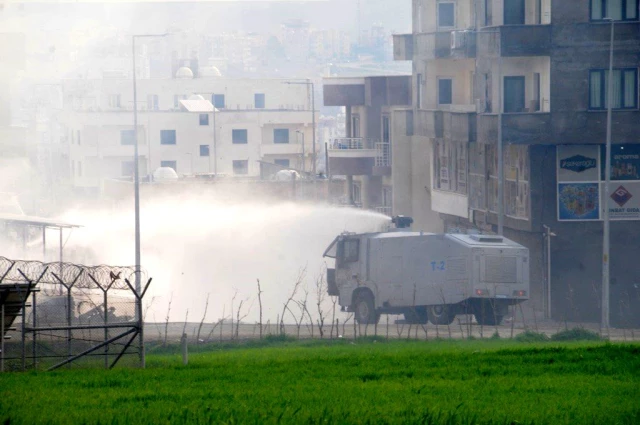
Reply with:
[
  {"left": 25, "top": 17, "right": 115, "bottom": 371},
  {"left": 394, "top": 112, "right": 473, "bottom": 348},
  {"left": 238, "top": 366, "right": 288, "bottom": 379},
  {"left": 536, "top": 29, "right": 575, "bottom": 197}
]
[{"left": 181, "top": 333, "right": 188, "bottom": 365}]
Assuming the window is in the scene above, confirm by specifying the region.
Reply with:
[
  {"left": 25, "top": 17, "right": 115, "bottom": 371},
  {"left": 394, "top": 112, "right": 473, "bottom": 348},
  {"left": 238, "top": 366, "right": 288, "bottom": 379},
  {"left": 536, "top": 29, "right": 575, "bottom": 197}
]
[
  {"left": 591, "top": 0, "right": 639, "bottom": 21},
  {"left": 160, "top": 160, "right": 177, "bottom": 172},
  {"left": 433, "top": 140, "right": 468, "bottom": 195},
  {"left": 147, "top": 94, "right": 159, "bottom": 110},
  {"left": 504, "top": 76, "right": 526, "bottom": 112},
  {"left": 274, "top": 159, "right": 290, "bottom": 168},
  {"left": 160, "top": 130, "right": 177, "bottom": 145},
  {"left": 200, "top": 145, "right": 210, "bottom": 157},
  {"left": 438, "top": 78, "right": 453, "bottom": 105},
  {"left": 351, "top": 115, "right": 360, "bottom": 138},
  {"left": 212, "top": 94, "right": 225, "bottom": 109},
  {"left": 121, "top": 129, "right": 135, "bottom": 145},
  {"left": 254, "top": 93, "right": 265, "bottom": 109},
  {"left": 233, "top": 160, "right": 249, "bottom": 175},
  {"left": 199, "top": 114, "right": 209, "bottom": 126},
  {"left": 416, "top": 73, "right": 423, "bottom": 109},
  {"left": 342, "top": 239, "right": 360, "bottom": 263},
  {"left": 232, "top": 129, "right": 248, "bottom": 144},
  {"left": 108, "top": 94, "right": 121, "bottom": 108},
  {"left": 382, "top": 116, "right": 390, "bottom": 144},
  {"left": 589, "top": 68, "right": 638, "bottom": 110},
  {"left": 173, "top": 94, "right": 187, "bottom": 108},
  {"left": 485, "top": 0, "right": 493, "bottom": 26},
  {"left": 504, "top": 0, "right": 525, "bottom": 25},
  {"left": 122, "top": 161, "right": 135, "bottom": 177},
  {"left": 274, "top": 129, "right": 290, "bottom": 144},
  {"left": 437, "top": 2, "right": 455, "bottom": 28}
]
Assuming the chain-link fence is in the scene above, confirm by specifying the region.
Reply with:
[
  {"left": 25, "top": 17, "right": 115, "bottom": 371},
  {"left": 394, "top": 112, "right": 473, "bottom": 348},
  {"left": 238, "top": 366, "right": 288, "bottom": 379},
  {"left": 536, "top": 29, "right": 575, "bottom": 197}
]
[{"left": 0, "top": 257, "right": 150, "bottom": 372}]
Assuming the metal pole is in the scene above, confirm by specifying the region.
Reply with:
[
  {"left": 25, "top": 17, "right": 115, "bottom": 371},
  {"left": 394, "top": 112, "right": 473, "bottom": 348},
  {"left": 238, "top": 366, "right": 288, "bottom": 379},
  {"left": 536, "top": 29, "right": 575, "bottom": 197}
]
[
  {"left": 602, "top": 20, "right": 614, "bottom": 331},
  {"left": 132, "top": 35, "right": 144, "bottom": 368},
  {"left": 544, "top": 225, "right": 552, "bottom": 319},
  {"left": 1, "top": 303, "right": 4, "bottom": 372},
  {"left": 21, "top": 289, "right": 26, "bottom": 371},
  {"left": 104, "top": 290, "right": 109, "bottom": 369},
  {"left": 59, "top": 228, "right": 63, "bottom": 296},
  {"left": 32, "top": 291, "right": 37, "bottom": 369},
  {"left": 42, "top": 226, "right": 46, "bottom": 261},
  {"left": 497, "top": 36, "right": 504, "bottom": 235},
  {"left": 310, "top": 80, "right": 316, "bottom": 179},
  {"left": 301, "top": 133, "right": 305, "bottom": 173}
]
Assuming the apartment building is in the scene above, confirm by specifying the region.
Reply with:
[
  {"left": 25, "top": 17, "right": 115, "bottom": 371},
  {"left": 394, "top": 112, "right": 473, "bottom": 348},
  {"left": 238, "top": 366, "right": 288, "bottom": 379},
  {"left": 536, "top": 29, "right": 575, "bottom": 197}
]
[
  {"left": 392, "top": 0, "right": 640, "bottom": 326},
  {"left": 60, "top": 70, "right": 317, "bottom": 193}
]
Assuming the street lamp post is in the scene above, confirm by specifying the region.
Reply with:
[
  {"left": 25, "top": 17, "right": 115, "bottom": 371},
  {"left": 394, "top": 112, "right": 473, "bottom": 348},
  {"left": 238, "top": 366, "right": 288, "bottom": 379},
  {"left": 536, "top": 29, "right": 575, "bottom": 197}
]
[
  {"left": 296, "top": 130, "right": 305, "bottom": 173},
  {"left": 132, "top": 32, "right": 166, "bottom": 368},
  {"left": 602, "top": 19, "right": 615, "bottom": 331}
]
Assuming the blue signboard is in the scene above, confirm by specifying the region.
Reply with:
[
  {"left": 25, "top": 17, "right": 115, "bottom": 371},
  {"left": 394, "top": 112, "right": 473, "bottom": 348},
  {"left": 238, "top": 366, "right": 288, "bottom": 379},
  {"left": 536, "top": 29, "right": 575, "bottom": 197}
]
[{"left": 601, "top": 145, "right": 640, "bottom": 181}]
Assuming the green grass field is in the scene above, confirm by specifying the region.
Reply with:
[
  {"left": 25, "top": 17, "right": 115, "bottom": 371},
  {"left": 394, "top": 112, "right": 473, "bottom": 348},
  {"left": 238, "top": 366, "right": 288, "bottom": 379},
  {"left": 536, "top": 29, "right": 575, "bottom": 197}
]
[{"left": 1, "top": 339, "right": 639, "bottom": 424}]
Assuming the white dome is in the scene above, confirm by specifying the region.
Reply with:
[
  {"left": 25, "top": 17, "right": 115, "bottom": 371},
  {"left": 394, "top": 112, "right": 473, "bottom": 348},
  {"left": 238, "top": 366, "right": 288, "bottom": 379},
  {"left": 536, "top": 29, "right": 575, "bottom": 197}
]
[
  {"left": 153, "top": 167, "right": 179, "bottom": 182},
  {"left": 199, "top": 66, "right": 222, "bottom": 77},
  {"left": 175, "top": 66, "right": 194, "bottom": 79}
]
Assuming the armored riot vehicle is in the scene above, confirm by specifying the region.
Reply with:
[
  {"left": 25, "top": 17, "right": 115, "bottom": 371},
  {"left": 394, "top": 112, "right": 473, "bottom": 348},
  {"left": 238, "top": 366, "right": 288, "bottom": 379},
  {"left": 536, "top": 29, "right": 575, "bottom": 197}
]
[{"left": 323, "top": 216, "right": 529, "bottom": 325}]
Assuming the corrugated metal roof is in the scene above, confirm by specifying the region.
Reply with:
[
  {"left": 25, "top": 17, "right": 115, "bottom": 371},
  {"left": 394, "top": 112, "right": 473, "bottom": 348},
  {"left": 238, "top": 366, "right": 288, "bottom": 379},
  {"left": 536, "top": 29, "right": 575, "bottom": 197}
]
[{"left": 0, "top": 213, "right": 81, "bottom": 229}]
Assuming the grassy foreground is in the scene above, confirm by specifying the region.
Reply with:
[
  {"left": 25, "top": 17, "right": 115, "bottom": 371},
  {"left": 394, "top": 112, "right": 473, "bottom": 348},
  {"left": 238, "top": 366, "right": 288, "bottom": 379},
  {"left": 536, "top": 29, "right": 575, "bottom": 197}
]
[{"left": 1, "top": 339, "right": 639, "bottom": 424}]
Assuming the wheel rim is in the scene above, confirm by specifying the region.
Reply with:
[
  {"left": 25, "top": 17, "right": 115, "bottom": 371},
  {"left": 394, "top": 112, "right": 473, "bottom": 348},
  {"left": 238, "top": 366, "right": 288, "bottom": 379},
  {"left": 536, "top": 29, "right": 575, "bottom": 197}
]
[
  {"left": 357, "top": 300, "right": 370, "bottom": 320},
  {"left": 432, "top": 305, "right": 444, "bottom": 317}
]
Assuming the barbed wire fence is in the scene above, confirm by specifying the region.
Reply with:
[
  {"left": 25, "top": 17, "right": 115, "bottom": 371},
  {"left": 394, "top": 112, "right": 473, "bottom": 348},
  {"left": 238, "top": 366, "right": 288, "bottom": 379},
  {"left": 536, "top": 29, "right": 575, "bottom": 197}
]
[{"left": 0, "top": 257, "right": 151, "bottom": 372}]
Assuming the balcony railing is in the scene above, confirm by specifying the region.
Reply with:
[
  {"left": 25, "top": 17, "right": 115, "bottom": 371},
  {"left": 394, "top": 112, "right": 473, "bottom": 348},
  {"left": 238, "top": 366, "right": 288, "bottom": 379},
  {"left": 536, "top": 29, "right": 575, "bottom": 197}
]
[
  {"left": 375, "top": 142, "right": 391, "bottom": 167},
  {"left": 329, "top": 138, "right": 376, "bottom": 150}
]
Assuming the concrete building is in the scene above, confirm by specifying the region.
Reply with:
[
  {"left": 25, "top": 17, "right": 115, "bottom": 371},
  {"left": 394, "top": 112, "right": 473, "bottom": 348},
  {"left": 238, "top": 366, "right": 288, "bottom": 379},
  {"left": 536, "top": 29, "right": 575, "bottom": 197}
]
[
  {"left": 392, "top": 0, "right": 640, "bottom": 326},
  {"left": 323, "top": 75, "right": 443, "bottom": 223},
  {"left": 59, "top": 72, "right": 317, "bottom": 193}
]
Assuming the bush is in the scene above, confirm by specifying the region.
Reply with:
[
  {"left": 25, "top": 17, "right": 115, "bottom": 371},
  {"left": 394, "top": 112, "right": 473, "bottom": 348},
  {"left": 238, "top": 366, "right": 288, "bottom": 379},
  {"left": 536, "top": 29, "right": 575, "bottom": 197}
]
[
  {"left": 551, "top": 328, "right": 601, "bottom": 342},
  {"left": 514, "top": 330, "right": 550, "bottom": 342}
]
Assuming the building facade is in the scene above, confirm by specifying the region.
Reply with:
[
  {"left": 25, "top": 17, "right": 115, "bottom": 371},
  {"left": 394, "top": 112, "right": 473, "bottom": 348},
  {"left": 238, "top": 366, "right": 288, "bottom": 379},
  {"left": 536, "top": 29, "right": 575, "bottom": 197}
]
[
  {"left": 58, "top": 73, "right": 317, "bottom": 193},
  {"left": 393, "top": 0, "right": 640, "bottom": 326}
]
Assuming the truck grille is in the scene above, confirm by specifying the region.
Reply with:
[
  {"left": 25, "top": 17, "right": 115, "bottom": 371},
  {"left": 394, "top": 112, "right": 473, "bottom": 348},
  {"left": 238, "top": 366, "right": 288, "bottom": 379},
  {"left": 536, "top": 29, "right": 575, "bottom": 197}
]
[{"left": 484, "top": 256, "right": 517, "bottom": 283}]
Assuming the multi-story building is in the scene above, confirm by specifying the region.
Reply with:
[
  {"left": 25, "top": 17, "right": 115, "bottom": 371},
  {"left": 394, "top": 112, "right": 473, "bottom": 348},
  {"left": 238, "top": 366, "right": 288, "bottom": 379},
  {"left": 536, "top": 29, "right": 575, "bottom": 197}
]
[
  {"left": 392, "top": 0, "right": 640, "bottom": 326},
  {"left": 59, "top": 70, "right": 317, "bottom": 193}
]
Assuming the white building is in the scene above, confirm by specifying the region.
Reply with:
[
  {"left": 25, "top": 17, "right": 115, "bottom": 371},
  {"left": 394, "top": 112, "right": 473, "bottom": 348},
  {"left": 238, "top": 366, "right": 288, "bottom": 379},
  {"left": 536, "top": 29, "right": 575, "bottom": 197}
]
[{"left": 60, "top": 70, "right": 317, "bottom": 192}]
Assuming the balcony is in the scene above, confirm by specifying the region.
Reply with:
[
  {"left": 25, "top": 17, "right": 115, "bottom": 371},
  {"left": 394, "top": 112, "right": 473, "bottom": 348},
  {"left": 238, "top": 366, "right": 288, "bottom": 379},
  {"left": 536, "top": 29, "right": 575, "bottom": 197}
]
[
  {"left": 414, "top": 31, "right": 476, "bottom": 61},
  {"left": 477, "top": 112, "right": 551, "bottom": 145},
  {"left": 393, "top": 34, "right": 413, "bottom": 61},
  {"left": 374, "top": 142, "right": 391, "bottom": 176},
  {"left": 476, "top": 25, "right": 551, "bottom": 58},
  {"left": 328, "top": 138, "right": 378, "bottom": 176},
  {"left": 260, "top": 142, "right": 303, "bottom": 156}
]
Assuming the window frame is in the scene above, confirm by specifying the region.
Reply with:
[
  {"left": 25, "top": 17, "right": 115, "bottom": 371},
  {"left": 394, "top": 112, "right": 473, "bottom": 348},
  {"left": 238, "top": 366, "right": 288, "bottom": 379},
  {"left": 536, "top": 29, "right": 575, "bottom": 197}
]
[
  {"left": 199, "top": 145, "right": 210, "bottom": 157},
  {"left": 273, "top": 128, "right": 290, "bottom": 144},
  {"left": 254, "top": 93, "right": 266, "bottom": 109},
  {"left": 503, "top": 75, "right": 526, "bottom": 113},
  {"left": 120, "top": 129, "right": 136, "bottom": 146},
  {"left": 590, "top": 0, "right": 639, "bottom": 21},
  {"left": 589, "top": 68, "right": 638, "bottom": 110},
  {"left": 232, "top": 129, "right": 249, "bottom": 144},
  {"left": 437, "top": 1, "right": 456, "bottom": 29},
  {"left": 437, "top": 77, "right": 453, "bottom": 106},
  {"left": 212, "top": 94, "right": 225, "bottom": 109},
  {"left": 199, "top": 114, "right": 210, "bottom": 126},
  {"left": 232, "top": 160, "right": 249, "bottom": 175},
  {"left": 160, "top": 129, "right": 177, "bottom": 145}
]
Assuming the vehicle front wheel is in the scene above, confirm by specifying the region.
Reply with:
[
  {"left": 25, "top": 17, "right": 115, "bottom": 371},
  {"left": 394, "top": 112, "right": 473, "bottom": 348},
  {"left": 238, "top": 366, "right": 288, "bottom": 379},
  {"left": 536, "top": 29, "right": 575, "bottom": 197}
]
[
  {"left": 353, "top": 291, "right": 379, "bottom": 325},
  {"left": 428, "top": 304, "right": 456, "bottom": 325}
]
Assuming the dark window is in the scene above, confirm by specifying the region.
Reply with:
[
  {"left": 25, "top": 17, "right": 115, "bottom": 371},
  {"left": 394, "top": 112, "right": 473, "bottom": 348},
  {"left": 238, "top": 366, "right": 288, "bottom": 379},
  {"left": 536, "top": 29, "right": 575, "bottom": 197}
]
[
  {"left": 438, "top": 78, "right": 453, "bottom": 105},
  {"left": 232, "top": 129, "right": 248, "bottom": 144},
  {"left": 121, "top": 130, "right": 135, "bottom": 145},
  {"left": 342, "top": 239, "right": 360, "bottom": 263},
  {"left": 438, "top": 2, "right": 455, "bottom": 27},
  {"left": 504, "top": 0, "right": 525, "bottom": 25},
  {"left": 416, "top": 73, "right": 423, "bottom": 109},
  {"left": 161, "top": 160, "right": 177, "bottom": 172},
  {"left": 212, "top": 94, "right": 226, "bottom": 109},
  {"left": 382, "top": 116, "right": 390, "bottom": 143},
  {"left": 233, "top": 160, "right": 249, "bottom": 175},
  {"left": 254, "top": 93, "right": 265, "bottom": 109},
  {"left": 274, "top": 159, "right": 290, "bottom": 168},
  {"left": 591, "top": 0, "right": 639, "bottom": 21},
  {"left": 485, "top": 0, "right": 493, "bottom": 26},
  {"left": 160, "top": 130, "right": 177, "bottom": 145},
  {"left": 199, "top": 114, "right": 209, "bottom": 125},
  {"left": 274, "top": 129, "right": 290, "bottom": 143},
  {"left": 200, "top": 145, "right": 210, "bottom": 157},
  {"left": 504, "top": 76, "right": 526, "bottom": 113},
  {"left": 589, "top": 68, "right": 638, "bottom": 110},
  {"left": 122, "top": 161, "right": 135, "bottom": 177}
]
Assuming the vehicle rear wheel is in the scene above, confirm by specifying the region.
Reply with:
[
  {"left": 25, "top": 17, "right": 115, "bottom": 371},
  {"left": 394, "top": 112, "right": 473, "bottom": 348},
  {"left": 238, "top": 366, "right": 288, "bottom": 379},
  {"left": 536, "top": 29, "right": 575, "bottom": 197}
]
[
  {"left": 354, "top": 291, "right": 379, "bottom": 325},
  {"left": 428, "top": 305, "right": 456, "bottom": 325},
  {"left": 404, "top": 307, "right": 428, "bottom": 324}
]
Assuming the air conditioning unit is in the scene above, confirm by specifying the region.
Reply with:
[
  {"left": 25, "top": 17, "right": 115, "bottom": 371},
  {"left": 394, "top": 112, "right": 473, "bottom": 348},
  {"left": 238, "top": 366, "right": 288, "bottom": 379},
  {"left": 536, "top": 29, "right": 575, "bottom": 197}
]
[{"left": 451, "top": 31, "right": 467, "bottom": 50}]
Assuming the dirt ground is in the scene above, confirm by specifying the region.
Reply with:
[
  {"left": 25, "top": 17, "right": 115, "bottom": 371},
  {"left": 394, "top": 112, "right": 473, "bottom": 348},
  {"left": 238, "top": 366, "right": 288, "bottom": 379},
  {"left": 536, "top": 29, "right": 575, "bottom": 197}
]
[{"left": 148, "top": 315, "right": 640, "bottom": 344}]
